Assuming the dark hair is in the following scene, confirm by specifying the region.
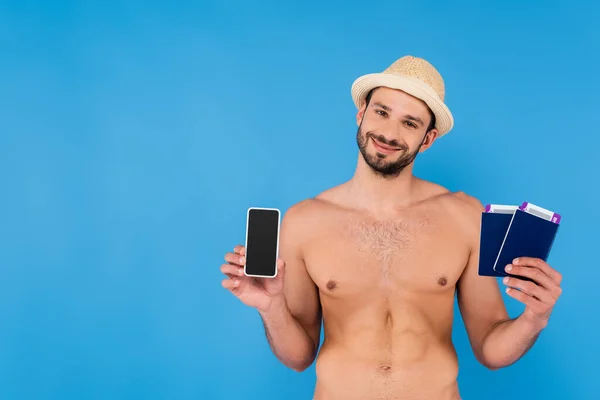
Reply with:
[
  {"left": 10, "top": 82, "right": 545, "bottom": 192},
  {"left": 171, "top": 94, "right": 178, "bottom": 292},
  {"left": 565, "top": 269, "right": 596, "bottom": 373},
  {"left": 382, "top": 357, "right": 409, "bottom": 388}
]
[{"left": 364, "top": 88, "right": 436, "bottom": 133}]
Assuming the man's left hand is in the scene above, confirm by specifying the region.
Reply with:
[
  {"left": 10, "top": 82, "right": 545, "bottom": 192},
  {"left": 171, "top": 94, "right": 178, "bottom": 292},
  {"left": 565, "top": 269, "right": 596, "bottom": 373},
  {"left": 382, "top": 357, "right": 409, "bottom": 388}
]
[{"left": 503, "top": 257, "right": 563, "bottom": 329}]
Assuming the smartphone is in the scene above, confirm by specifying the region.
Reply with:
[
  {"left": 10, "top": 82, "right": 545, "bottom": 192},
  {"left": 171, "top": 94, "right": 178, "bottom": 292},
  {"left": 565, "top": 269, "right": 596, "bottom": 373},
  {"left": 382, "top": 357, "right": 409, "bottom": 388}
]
[{"left": 244, "top": 207, "right": 280, "bottom": 278}]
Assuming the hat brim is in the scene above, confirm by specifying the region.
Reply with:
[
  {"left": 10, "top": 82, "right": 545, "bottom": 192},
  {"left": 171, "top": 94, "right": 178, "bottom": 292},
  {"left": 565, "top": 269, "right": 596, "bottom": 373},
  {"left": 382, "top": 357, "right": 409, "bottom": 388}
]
[{"left": 351, "top": 73, "right": 454, "bottom": 137}]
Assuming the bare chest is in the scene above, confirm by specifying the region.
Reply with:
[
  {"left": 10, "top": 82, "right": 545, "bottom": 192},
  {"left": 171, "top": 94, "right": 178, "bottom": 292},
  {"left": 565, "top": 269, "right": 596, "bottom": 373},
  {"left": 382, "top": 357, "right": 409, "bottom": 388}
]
[{"left": 303, "top": 213, "right": 470, "bottom": 296}]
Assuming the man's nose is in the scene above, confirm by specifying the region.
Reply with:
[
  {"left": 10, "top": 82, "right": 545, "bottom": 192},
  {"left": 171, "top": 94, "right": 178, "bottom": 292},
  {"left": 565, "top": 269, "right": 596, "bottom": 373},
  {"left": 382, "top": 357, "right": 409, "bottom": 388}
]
[{"left": 381, "top": 119, "right": 405, "bottom": 137}]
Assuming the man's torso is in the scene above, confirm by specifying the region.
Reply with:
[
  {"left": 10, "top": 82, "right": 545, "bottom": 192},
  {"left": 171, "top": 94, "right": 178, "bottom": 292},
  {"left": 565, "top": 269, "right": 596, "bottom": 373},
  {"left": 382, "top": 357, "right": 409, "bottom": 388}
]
[{"left": 294, "top": 182, "right": 477, "bottom": 400}]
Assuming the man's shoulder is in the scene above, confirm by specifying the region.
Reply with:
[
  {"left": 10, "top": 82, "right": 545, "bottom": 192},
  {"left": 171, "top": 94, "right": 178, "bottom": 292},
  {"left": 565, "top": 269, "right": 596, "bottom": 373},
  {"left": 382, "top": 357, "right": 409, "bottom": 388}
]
[
  {"left": 283, "top": 198, "right": 321, "bottom": 220},
  {"left": 416, "top": 180, "right": 484, "bottom": 230},
  {"left": 281, "top": 184, "right": 349, "bottom": 233},
  {"left": 283, "top": 195, "right": 339, "bottom": 222},
  {"left": 449, "top": 191, "right": 485, "bottom": 214},
  {"left": 437, "top": 190, "right": 485, "bottom": 239},
  {"left": 278, "top": 196, "right": 337, "bottom": 249},
  {"left": 418, "top": 179, "right": 484, "bottom": 214}
]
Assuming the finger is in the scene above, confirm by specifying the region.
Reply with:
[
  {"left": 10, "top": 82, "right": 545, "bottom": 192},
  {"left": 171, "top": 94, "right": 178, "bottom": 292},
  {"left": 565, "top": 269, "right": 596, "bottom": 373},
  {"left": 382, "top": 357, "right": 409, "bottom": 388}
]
[
  {"left": 224, "top": 252, "right": 245, "bottom": 266},
  {"left": 505, "top": 286, "right": 543, "bottom": 308},
  {"left": 274, "top": 258, "right": 286, "bottom": 278},
  {"left": 503, "top": 276, "right": 554, "bottom": 305},
  {"left": 233, "top": 245, "right": 246, "bottom": 256},
  {"left": 513, "top": 257, "right": 562, "bottom": 285},
  {"left": 221, "top": 263, "right": 244, "bottom": 277},
  {"left": 504, "top": 264, "right": 557, "bottom": 292},
  {"left": 506, "top": 287, "right": 553, "bottom": 319},
  {"left": 222, "top": 278, "right": 241, "bottom": 291}
]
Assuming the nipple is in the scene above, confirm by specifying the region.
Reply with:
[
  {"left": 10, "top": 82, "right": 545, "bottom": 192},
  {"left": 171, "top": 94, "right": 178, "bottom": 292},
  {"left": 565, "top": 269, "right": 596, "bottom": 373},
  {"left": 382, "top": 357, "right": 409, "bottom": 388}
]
[{"left": 326, "top": 280, "right": 337, "bottom": 290}]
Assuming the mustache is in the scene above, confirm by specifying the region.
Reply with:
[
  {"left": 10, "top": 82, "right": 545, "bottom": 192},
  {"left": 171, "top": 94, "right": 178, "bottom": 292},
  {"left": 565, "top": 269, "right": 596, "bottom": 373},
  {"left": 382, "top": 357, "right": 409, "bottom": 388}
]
[{"left": 366, "top": 132, "right": 407, "bottom": 150}]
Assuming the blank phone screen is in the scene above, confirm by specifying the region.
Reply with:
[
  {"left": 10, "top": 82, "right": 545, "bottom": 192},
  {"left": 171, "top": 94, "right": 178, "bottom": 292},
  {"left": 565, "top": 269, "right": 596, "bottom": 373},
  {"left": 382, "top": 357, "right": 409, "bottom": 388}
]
[{"left": 245, "top": 208, "right": 280, "bottom": 277}]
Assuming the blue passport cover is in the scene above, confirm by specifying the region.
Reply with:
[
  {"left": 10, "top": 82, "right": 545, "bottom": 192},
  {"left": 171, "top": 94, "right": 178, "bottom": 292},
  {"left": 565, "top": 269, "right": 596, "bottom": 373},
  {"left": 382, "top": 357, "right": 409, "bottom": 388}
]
[
  {"left": 478, "top": 212, "right": 513, "bottom": 278},
  {"left": 493, "top": 209, "right": 560, "bottom": 274}
]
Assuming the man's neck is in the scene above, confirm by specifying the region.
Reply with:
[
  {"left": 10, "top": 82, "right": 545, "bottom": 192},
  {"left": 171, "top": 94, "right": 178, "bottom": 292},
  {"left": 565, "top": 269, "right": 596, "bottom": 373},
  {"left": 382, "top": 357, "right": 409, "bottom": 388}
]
[{"left": 345, "top": 157, "right": 419, "bottom": 217}]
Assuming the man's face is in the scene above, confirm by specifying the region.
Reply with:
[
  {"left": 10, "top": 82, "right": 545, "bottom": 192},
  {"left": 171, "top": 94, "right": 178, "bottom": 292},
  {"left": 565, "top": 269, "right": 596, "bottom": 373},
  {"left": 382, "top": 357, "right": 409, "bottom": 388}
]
[{"left": 356, "top": 87, "right": 438, "bottom": 178}]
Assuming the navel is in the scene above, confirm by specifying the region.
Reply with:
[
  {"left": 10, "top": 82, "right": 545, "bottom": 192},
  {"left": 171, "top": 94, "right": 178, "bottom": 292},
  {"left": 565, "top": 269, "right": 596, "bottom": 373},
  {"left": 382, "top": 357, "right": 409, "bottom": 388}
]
[
  {"left": 326, "top": 279, "right": 337, "bottom": 290},
  {"left": 437, "top": 276, "right": 448, "bottom": 286},
  {"left": 385, "top": 311, "right": 393, "bottom": 328},
  {"left": 379, "top": 364, "right": 392, "bottom": 373}
]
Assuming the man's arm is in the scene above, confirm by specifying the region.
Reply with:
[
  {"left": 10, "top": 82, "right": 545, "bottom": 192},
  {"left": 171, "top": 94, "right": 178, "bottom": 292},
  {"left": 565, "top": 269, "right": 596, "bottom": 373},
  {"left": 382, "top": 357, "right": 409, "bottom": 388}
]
[
  {"left": 455, "top": 194, "right": 562, "bottom": 369},
  {"left": 258, "top": 202, "right": 322, "bottom": 372}
]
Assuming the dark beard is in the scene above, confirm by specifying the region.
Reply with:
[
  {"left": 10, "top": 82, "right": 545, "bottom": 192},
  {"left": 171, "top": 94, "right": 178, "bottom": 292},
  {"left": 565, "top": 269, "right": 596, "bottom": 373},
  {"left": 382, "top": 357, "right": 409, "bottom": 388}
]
[{"left": 356, "top": 126, "right": 424, "bottom": 179}]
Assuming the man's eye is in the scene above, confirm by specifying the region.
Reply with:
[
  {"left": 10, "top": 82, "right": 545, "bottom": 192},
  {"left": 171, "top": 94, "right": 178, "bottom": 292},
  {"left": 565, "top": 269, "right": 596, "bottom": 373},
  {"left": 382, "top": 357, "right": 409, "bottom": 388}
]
[
  {"left": 405, "top": 121, "right": 417, "bottom": 128},
  {"left": 376, "top": 110, "right": 387, "bottom": 117}
]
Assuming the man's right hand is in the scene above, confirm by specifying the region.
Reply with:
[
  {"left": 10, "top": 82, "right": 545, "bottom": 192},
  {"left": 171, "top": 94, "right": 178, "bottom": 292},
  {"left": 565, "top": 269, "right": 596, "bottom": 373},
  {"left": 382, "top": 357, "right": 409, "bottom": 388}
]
[{"left": 221, "top": 245, "right": 286, "bottom": 312}]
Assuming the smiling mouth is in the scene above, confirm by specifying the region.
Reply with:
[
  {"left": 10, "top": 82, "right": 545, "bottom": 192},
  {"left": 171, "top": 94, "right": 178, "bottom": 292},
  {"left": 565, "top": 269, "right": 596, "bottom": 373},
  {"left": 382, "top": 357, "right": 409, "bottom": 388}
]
[{"left": 371, "top": 137, "right": 402, "bottom": 154}]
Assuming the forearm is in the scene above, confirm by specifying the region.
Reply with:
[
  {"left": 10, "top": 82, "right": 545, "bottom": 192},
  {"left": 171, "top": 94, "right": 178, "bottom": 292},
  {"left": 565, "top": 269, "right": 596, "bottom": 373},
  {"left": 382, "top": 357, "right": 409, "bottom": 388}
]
[
  {"left": 258, "top": 296, "right": 317, "bottom": 372},
  {"left": 480, "top": 315, "right": 546, "bottom": 369}
]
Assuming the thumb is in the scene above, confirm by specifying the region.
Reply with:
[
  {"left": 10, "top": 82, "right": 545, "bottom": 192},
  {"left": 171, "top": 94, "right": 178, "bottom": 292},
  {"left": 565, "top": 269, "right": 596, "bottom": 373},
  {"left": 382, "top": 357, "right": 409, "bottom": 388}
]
[{"left": 275, "top": 258, "right": 285, "bottom": 279}]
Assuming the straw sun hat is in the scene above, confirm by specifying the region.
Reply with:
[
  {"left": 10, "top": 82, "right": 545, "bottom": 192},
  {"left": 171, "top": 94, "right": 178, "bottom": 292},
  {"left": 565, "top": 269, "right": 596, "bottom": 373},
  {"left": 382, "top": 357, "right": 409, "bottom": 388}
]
[{"left": 351, "top": 55, "right": 454, "bottom": 137}]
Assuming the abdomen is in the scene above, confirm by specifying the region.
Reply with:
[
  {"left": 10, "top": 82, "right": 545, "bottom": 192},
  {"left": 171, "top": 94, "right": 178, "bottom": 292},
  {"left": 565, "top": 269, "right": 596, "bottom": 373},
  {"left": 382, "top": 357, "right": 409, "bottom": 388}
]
[
  {"left": 314, "top": 338, "right": 459, "bottom": 400},
  {"left": 313, "top": 301, "right": 460, "bottom": 400}
]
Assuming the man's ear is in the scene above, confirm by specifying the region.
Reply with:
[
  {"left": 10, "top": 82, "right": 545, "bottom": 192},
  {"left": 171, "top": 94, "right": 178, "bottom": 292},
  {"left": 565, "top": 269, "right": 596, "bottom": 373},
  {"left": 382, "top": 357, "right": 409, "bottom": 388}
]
[
  {"left": 418, "top": 129, "right": 439, "bottom": 152},
  {"left": 356, "top": 101, "right": 367, "bottom": 126}
]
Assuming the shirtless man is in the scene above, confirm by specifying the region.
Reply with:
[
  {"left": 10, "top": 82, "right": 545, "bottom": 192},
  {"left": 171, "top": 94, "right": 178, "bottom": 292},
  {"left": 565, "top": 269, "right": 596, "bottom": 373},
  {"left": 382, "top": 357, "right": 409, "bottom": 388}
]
[{"left": 220, "top": 56, "right": 563, "bottom": 399}]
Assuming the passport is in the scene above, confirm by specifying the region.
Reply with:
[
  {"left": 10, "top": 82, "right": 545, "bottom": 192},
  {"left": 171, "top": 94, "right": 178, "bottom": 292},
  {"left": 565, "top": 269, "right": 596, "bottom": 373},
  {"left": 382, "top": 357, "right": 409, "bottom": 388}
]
[
  {"left": 478, "top": 211, "right": 514, "bottom": 278},
  {"left": 478, "top": 202, "right": 561, "bottom": 280}
]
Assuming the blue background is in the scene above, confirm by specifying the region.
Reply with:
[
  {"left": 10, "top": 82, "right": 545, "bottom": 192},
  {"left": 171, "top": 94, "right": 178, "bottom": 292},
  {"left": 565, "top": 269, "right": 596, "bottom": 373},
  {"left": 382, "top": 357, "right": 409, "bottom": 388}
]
[{"left": 1, "top": 1, "right": 598, "bottom": 399}]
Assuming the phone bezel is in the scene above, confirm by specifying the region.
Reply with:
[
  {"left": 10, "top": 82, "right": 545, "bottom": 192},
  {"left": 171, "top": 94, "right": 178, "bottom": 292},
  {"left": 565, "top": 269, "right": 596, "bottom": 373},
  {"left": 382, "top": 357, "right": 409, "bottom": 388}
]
[{"left": 243, "top": 207, "right": 280, "bottom": 279}]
